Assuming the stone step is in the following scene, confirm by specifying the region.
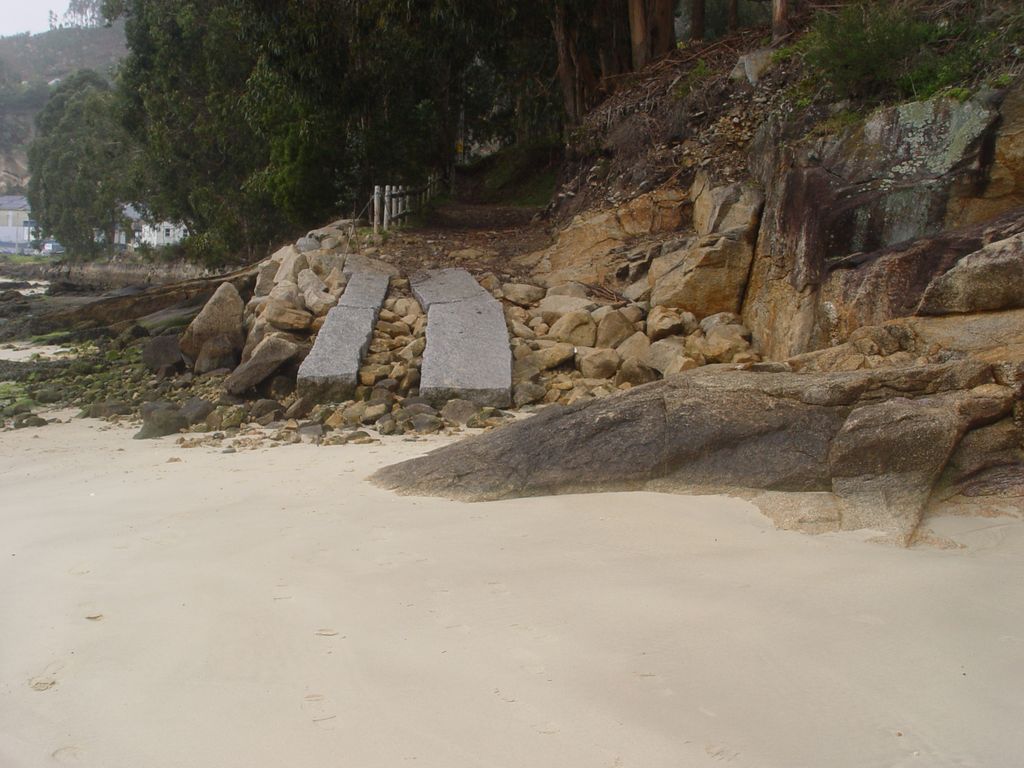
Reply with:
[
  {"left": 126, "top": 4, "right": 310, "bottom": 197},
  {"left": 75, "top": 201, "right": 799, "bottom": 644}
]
[
  {"left": 411, "top": 267, "right": 487, "bottom": 308},
  {"left": 296, "top": 271, "right": 390, "bottom": 402},
  {"left": 413, "top": 269, "right": 512, "bottom": 407}
]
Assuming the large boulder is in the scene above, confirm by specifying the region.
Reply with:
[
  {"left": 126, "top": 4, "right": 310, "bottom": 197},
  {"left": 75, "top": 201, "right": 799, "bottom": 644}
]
[
  {"left": 744, "top": 93, "right": 1002, "bottom": 359},
  {"left": 373, "top": 361, "right": 1013, "bottom": 543},
  {"left": 918, "top": 232, "right": 1024, "bottom": 315},
  {"left": 134, "top": 402, "right": 187, "bottom": 440},
  {"left": 225, "top": 336, "right": 300, "bottom": 395},
  {"left": 548, "top": 310, "right": 597, "bottom": 346},
  {"left": 273, "top": 246, "right": 309, "bottom": 283},
  {"left": 178, "top": 282, "right": 245, "bottom": 374},
  {"left": 650, "top": 233, "right": 755, "bottom": 315},
  {"left": 810, "top": 210, "right": 1024, "bottom": 350}
]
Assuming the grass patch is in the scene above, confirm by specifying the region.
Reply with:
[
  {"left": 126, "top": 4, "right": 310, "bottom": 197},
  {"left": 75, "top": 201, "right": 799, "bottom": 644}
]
[{"left": 812, "top": 109, "right": 865, "bottom": 136}]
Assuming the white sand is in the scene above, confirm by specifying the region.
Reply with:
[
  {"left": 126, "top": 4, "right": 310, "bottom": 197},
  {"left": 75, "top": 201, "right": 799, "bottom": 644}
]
[
  {"left": 0, "top": 343, "right": 77, "bottom": 363},
  {"left": 2, "top": 417, "right": 1023, "bottom": 768}
]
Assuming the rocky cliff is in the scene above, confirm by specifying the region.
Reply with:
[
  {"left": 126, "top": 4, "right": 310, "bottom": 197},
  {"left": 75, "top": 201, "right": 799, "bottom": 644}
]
[{"left": 378, "top": 57, "right": 1024, "bottom": 545}]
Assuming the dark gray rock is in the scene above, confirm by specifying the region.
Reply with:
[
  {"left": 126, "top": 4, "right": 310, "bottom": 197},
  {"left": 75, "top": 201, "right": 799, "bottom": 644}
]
[
  {"left": 13, "top": 414, "right": 47, "bottom": 429},
  {"left": 134, "top": 404, "right": 187, "bottom": 439},
  {"left": 142, "top": 335, "right": 184, "bottom": 373},
  {"left": 179, "top": 397, "right": 216, "bottom": 426},
  {"left": 440, "top": 398, "right": 481, "bottom": 425},
  {"left": 79, "top": 401, "right": 132, "bottom": 419},
  {"left": 225, "top": 337, "right": 299, "bottom": 395},
  {"left": 829, "top": 386, "right": 1013, "bottom": 541},
  {"left": 409, "top": 413, "right": 443, "bottom": 433},
  {"left": 373, "top": 362, "right": 1012, "bottom": 542}
]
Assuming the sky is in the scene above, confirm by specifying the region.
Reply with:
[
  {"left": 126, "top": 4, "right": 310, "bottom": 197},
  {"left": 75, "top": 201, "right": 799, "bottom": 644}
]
[{"left": 0, "top": 2, "right": 58, "bottom": 38}]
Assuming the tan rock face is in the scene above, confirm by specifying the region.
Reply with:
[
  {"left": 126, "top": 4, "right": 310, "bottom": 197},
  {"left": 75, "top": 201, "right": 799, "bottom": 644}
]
[
  {"left": 596, "top": 310, "right": 635, "bottom": 348},
  {"left": 643, "top": 338, "right": 690, "bottom": 375},
  {"left": 502, "top": 283, "right": 545, "bottom": 306},
  {"left": 918, "top": 232, "right": 1024, "bottom": 315},
  {"left": 529, "top": 343, "right": 575, "bottom": 371},
  {"left": 646, "top": 306, "right": 696, "bottom": 341},
  {"left": 548, "top": 310, "right": 598, "bottom": 346},
  {"left": 273, "top": 246, "right": 309, "bottom": 284},
  {"left": 534, "top": 295, "right": 595, "bottom": 325},
  {"left": 651, "top": 234, "right": 755, "bottom": 316},
  {"left": 616, "top": 331, "right": 651, "bottom": 362},
  {"left": 691, "top": 172, "right": 764, "bottom": 238},
  {"left": 618, "top": 188, "right": 687, "bottom": 236},
  {"left": 743, "top": 93, "right": 1004, "bottom": 359},
  {"left": 522, "top": 189, "right": 688, "bottom": 286},
  {"left": 264, "top": 300, "right": 314, "bottom": 331},
  {"left": 579, "top": 348, "right": 621, "bottom": 379},
  {"left": 179, "top": 282, "right": 246, "bottom": 374},
  {"left": 949, "top": 81, "right": 1024, "bottom": 227}
]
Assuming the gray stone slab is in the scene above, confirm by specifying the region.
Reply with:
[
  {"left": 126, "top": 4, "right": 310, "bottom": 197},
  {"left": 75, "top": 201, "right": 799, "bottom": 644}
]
[
  {"left": 419, "top": 293, "right": 512, "bottom": 407},
  {"left": 411, "top": 268, "right": 486, "bottom": 309},
  {"left": 342, "top": 254, "right": 401, "bottom": 277},
  {"left": 337, "top": 270, "right": 390, "bottom": 309},
  {"left": 296, "top": 304, "right": 379, "bottom": 402}
]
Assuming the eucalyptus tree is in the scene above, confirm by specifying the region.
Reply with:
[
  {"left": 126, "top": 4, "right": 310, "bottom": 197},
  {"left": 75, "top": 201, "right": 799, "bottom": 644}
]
[{"left": 27, "top": 70, "right": 138, "bottom": 258}]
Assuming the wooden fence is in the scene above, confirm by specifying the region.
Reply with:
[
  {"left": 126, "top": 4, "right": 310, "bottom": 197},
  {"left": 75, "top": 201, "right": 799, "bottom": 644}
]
[{"left": 371, "top": 173, "right": 443, "bottom": 233}]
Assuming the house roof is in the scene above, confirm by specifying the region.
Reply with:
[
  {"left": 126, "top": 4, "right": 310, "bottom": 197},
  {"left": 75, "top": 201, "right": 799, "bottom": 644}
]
[{"left": 0, "top": 195, "right": 30, "bottom": 212}]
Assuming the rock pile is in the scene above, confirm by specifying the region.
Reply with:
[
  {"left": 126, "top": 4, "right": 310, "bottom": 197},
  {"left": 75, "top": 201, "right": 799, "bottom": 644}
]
[{"left": 498, "top": 278, "right": 760, "bottom": 408}]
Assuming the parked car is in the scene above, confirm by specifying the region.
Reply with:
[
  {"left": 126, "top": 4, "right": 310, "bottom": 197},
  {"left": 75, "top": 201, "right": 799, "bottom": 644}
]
[{"left": 42, "top": 240, "right": 66, "bottom": 255}]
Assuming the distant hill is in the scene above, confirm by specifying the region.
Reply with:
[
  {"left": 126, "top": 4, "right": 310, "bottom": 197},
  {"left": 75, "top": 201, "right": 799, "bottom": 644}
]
[
  {"left": 0, "top": 22, "right": 126, "bottom": 193},
  {"left": 0, "top": 21, "right": 126, "bottom": 83}
]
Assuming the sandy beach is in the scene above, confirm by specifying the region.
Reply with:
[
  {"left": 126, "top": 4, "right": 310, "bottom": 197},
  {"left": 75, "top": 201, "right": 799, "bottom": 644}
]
[{"left": 2, "top": 415, "right": 1023, "bottom": 768}]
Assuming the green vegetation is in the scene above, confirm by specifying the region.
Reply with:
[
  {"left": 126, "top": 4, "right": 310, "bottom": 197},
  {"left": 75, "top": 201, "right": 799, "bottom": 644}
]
[
  {"left": 673, "top": 58, "right": 713, "bottom": 99},
  {"left": 811, "top": 109, "right": 863, "bottom": 136},
  {"left": 804, "top": 1, "right": 1024, "bottom": 104}
]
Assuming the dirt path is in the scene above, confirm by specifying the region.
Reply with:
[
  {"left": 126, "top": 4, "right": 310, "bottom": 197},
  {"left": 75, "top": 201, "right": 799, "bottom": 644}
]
[{"left": 380, "top": 201, "right": 551, "bottom": 280}]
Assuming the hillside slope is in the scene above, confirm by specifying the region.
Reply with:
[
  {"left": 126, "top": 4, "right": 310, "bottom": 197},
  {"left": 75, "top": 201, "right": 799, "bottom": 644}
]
[{"left": 0, "top": 22, "right": 126, "bottom": 192}]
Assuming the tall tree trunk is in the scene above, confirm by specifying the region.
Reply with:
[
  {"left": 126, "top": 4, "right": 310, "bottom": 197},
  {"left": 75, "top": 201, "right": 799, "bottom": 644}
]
[
  {"left": 690, "top": 0, "right": 705, "bottom": 42},
  {"left": 595, "top": 0, "right": 632, "bottom": 80},
  {"left": 649, "top": 0, "right": 676, "bottom": 58},
  {"left": 553, "top": 5, "right": 581, "bottom": 124},
  {"left": 727, "top": 0, "right": 739, "bottom": 31},
  {"left": 627, "top": 0, "right": 649, "bottom": 70},
  {"left": 772, "top": 0, "right": 789, "bottom": 42}
]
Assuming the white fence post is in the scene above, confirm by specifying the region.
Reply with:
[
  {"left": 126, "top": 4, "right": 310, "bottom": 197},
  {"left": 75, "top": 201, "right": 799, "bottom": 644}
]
[{"left": 372, "top": 185, "right": 382, "bottom": 234}]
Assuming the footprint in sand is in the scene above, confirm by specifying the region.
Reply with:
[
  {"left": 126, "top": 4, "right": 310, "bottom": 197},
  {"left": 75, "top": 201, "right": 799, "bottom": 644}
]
[
  {"left": 52, "top": 745, "right": 84, "bottom": 763},
  {"left": 301, "top": 693, "right": 339, "bottom": 730},
  {"left": 29, "top": 661, "right": 64, "bottom": 692},
  {"left": 487, "top": 580, "right": 510, "bottom": 596}
]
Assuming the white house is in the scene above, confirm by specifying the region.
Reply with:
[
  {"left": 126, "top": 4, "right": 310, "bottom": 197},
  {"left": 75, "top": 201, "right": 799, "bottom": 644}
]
[
  {"left": 119, "top": 205, "right": 188, "bottom": 248},
  {"left": 0, "top": 195, "right": 34, "bottom": 252}
]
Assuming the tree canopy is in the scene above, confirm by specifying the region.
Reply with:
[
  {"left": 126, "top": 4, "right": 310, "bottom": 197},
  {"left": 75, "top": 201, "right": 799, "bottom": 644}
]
[
  {"left": 28, "top": 0, "right": 785, "bottom": 262},
  {"left": 27, "top": 70, "right": 138, "bottom": 258}
]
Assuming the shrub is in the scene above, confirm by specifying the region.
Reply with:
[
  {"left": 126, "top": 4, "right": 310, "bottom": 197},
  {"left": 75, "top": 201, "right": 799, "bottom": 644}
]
[
  {"left": 805, "top": 1, "right": 1024, "bottom": 104},
  {"left": 805, "top": 3, "right": 940, "bottom": 101}
]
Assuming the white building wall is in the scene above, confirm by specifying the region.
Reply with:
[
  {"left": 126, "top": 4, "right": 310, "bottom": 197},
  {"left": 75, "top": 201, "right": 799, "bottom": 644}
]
[{"left": 139, "top": 222, "right": 187, "bottom": 247}]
